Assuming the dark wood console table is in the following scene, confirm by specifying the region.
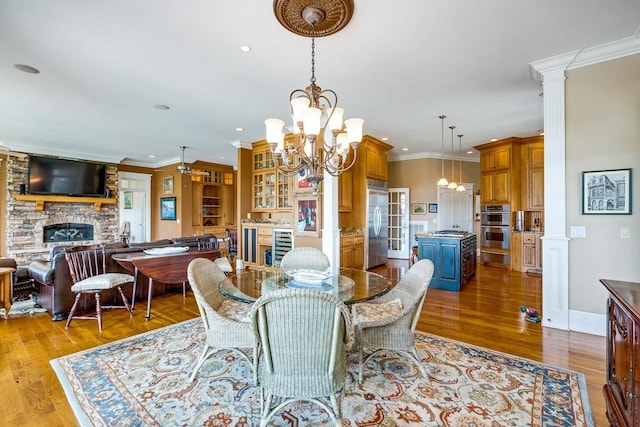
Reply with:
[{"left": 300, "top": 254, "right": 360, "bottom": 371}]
[{"left": 601, "top": 279, "right": 640, "bottom": 426}]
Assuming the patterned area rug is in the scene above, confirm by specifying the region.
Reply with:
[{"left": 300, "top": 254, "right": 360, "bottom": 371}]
[
  {"left": 51, "top": 318, "right": 594, "bottom": 426},
  {"left": 0, "top": 295, "right": 47, "bottom": 317}
]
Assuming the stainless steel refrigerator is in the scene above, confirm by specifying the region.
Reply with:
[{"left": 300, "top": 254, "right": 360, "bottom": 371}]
[{"left": 365, "top": 179, "right": 388, "bottom": 269}]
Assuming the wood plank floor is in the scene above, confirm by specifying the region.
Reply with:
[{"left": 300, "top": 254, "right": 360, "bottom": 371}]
[{"left": 0, "top": 260, "right": 606, "bottom": 426}]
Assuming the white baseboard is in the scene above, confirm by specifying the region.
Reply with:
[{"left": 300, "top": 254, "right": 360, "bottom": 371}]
[{"left": 569, "top": 309, "right": 606, "bottom": 336}]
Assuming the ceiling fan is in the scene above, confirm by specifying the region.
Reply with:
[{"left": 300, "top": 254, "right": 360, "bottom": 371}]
[{"left": 156, "top": 146, "right": 209, "bottom": 176}]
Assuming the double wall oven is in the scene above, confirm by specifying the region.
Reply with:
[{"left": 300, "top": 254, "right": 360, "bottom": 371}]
[{"left": 480, "top": 205, "right": 510, "bottom": 265}]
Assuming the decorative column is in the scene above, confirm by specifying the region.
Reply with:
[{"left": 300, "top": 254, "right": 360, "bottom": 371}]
[
  {"left": 322, "top": 169, "right": 340, "bottom": 272},
  {"left": 529, "top": 52, "right": 578, "bottom": 330}
]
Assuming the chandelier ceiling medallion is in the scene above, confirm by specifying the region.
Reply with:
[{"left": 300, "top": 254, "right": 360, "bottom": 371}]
[{"left": 265, "top": 0, "right": 363, "bottom": 196}]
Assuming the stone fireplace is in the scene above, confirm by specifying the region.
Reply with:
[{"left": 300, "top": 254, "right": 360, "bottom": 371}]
[{"left": 5, "top": 156, "right": 119, "bottom": 265}]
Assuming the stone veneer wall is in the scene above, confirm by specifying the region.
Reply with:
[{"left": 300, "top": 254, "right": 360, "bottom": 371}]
[{"left": 6, "top": 156, "right": 119, "bottom": 266}]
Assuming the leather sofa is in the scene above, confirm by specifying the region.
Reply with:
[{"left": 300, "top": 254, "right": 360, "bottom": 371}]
[{"left": 28, "top": 234, "right": 218, "bottom": 321}]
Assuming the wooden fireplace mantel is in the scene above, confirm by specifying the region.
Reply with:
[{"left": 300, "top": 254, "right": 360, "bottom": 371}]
[{"left": 15, "top": 195, "right": 117, "bottom": 211}]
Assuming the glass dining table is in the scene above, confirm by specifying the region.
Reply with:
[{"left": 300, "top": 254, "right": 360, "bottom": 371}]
[{"left": 219, "top": 268, "right": 393, "bottom": 305}]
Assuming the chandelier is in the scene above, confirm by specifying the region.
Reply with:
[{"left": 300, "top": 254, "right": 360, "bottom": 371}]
[
  {"left": 437, "top": 115, "right": 449, "bottom": 186},
  {"left": 447, "top": 125, "right": 458, "bottom": 189},
  {"left": 456, "top": 134, "right": 466, "bottom": 192},
  {"left": 265, "top": 0, "right": 363, "bottom": 196}
]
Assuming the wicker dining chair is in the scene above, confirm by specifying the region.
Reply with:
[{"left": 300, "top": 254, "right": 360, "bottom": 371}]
[
  {"left": 250, "top": 288, "right": 352, "bottom": 426},
  {"left": 280, "top": 247, "right": 330, "bottom": 273},
  {"left": 187, "top": 258, "right": 258, "bottom": 384},
  {"left": 352, "top": 258, "right": 434, "bottom": 383},
  {"left": 64, "top": 244, "right": 134, "bottom": 332}
]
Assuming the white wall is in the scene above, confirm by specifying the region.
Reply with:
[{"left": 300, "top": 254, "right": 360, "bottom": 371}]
[{"left": 566, "top": 53, "right": 640, "bottom": 315}]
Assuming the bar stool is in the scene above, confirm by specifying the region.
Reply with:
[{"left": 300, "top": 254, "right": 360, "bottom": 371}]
[{"left": 411, "top": 246, "right": 419, "bottom": 265}]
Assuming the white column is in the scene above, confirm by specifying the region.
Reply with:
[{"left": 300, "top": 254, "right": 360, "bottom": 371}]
[
  {"left": 530, "top": 52, "right": 577, "bottom": 330},
  {"left": 322, "top": 170, "right": 340, "bottom": 273}
]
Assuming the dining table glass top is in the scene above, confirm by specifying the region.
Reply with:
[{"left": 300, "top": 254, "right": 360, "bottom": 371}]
[{"left": 219, "top": 268, "right": 393, "bottom": 305}]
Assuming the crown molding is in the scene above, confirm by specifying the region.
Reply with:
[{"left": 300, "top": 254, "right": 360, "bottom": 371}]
[
  {"left": 529, "top": 32, "right": 640, "bottom": 80},
  {"left": 230, "top": 139, "right": 252, "bottom": 150},
  {"left": 389, "top": 151, "right": 479, "bottom": 163}
]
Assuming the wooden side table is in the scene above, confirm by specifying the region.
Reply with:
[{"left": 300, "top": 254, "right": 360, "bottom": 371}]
[{"left": 0, "top": 266, "right": 17, "bottom": 319}]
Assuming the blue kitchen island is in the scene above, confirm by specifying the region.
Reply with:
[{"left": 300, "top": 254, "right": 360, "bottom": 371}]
[{"left": 416, "top": 231, "right": 477, "bottom": 291}]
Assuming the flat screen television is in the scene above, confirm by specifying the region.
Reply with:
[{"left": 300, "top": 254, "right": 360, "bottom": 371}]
[{"left": 27, "top": 155, "right": 107, "bottom": 197}]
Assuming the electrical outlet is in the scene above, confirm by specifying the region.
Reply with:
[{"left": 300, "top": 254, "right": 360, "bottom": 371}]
[{"left": 621, "top": 227, "right": 631, "bottom": 239}]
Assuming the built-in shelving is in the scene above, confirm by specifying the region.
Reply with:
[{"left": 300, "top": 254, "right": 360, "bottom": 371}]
[{"left": 15, "top": 194, "right": 117, "bottom": 211}]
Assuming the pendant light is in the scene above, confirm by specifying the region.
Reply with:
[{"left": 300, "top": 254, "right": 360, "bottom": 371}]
[
  {"left": 456, "top": 134, "right": 466, "bottom": 192},
  {"left": 436, "top": 115, "right": 449, "bottom": 186},
  {"left": 447, "top": 125, "right": 457, "bottom": 189}
]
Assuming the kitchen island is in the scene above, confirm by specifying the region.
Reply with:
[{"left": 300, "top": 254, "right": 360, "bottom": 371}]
[{"left": 416, "top": 231, "right": 477, "bottom": 291}]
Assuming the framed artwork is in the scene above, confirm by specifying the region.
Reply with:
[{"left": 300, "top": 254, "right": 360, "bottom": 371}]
[
  {"left": 582, "top": 168, "right": 632, "bottom": 214},
  {"left": 123, "top": 191, "right": 133, "bottom": 209},
  {"left": 295, "top": 196, "right": 321, "bottom": 236},
  {"left": 294, "top": 169, "right": 314, "bottom": 194},
  {"left": 163, "top": 176, "right": 174, "bottom": 195},
  {"left": 160, "top": 197, "right": 177, "bottom": 220},
  {"left": 411, "top": 203, "right": 427, "bottom": 215},
  {"left": 428, "top": 203, "right": 438, "bottom": 214}
]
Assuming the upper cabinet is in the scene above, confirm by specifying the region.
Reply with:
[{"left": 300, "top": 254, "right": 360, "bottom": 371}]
[
  {"left": 251, "top": 140, "right": 292, "bottom": 212},
  {"left": 475, "top": 136, "right": 544, "bottom": 212},
  {"left": 522, "top": 136, "right": 544, "bottom": 211},
  {"left": 474, "top": 138, "right": 522, "bottom": 207},
  {"left": 365, "top": 142, "right": 389, "bottom": 181}
]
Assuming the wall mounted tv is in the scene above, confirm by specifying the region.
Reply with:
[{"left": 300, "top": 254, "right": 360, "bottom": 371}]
[{"left": 27, "top": 155, "right": 107, "bottom": 197}]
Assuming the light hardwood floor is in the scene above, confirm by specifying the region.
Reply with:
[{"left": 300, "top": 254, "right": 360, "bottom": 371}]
[{"left": 0, "top": 260, "right": 606, "bottom": 426}]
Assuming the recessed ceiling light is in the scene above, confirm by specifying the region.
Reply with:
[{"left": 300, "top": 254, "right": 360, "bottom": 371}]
[
  {"left": 466, "top": 150, "right": 473, "bottom": 154},
  {"left": 14, "top": 64, "right": 40, "bottom": 74},
  {"left": 381, "top": 137, "right": 389, "bottom": 141},
  {"left": 402, "top": 147, "right": 408, "bottom": 151},
  {"left": 148, "top": 155, "right": 156, "bottom": 158},
  {"left": 240, "top": 45, "right": 252, "bottom": 52},
  {"left": 153, "top": 104, "right": 170, "bottom": 110},
  {"left": 235, "top": 127, "right": 244, "bottom": 132},
  {"left": 490, "top": 138, "right": 498, "bottom": 142}
]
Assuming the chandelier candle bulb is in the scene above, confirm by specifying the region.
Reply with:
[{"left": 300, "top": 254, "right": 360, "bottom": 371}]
[
  {"left": 344, "top": 118, "right": 364, "bottom": 143},
  {"left": 327, "top": 107, "right": 344, "bottom": 131}
]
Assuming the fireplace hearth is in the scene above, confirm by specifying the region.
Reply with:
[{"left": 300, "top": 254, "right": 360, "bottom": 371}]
[{"left": 43, "top": 223, "right": 94, "bottom": 243}]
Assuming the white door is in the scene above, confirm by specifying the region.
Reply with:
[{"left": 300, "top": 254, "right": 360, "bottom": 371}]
[
  {"left": 437, "top": 184, "right": 474, "bottom": 232},
  {"left": 388, "top": 188, "right": 410, "bottom": 259},
  {"left": 118, "top": 172, "right": 151, "bottom": 243}
]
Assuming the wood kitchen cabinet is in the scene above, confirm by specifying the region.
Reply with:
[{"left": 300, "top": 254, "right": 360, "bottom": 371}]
[
  {"left": 252, "top": 140, "right": 291, "bottom": 212},
  {"left": 510, "top": 231, "right": 542, "bottom": 272},
  {"left": 365, "top": 143, "right": 388, "bottom": 181},
  {"left": 601, "top": 279, "right": 640, "bottom": 427},
  {"left": 340, "top": 234, "right": 364, "bottom": 269},
  {"left": 522, "top": 137, "right": 544, "bottom": 211},
  {"left": 338, "top": 167, "right": 353, "bottom": 212},
  {"left": 474, "top": 138, "right": 522, "bottom": 208}
]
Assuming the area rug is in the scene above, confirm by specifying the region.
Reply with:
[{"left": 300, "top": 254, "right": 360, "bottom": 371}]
[
  {"left": 51, "top": 318, "right": 594, "bottom": 427},
  {"left": 0, "top": 295, "right": 47, "bottom": 317}
]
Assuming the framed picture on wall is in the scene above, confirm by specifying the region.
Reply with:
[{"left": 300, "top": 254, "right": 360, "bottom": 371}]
[
  {"left": 163, "top": 176, "right": 174, "bottom": 195},
  {"left": 428, "top": 203, "right": 438, "bottom": 213},
  {"left": 411, "top": 203, "right": 426, "bottom": 215},
  {"left": 582, "top": 168, "right": 632, "bottom": 214},
  {"left": 295, "top": 196, "right": 321, "bottom": 236},
  {"left": 160, "top": 197, "right": 177, "bottom": 220},
  {"left": 294, "top": 169, "right": 314, "bottom": 194},
  {"left": 123, "top": 191, "right": 133, "bottom": 209}
]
